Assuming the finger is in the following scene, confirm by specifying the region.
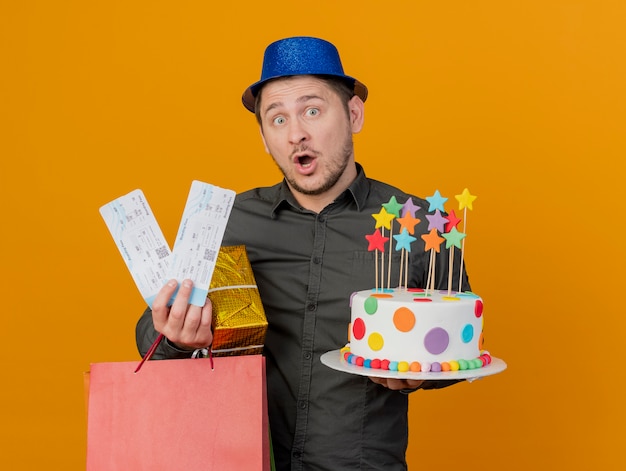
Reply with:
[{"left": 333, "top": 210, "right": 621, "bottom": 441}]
[
  {"left": 383, "top": 378, "right": 406, "bottom": 390},
  {"left": 167, "top": 279, "right": 194, "bottom": 330},
  {"left": 151, "top": 279, "right": 178, "bottom": 329},
  {"left": 368, "top": 376, "right": 387, "bottom": 387},
  {"left": 195, "top": 298, "right": 214, "bottom": 345},
  {"left": 404, "top": 379, "right": 425, "bottom": 390},
  {"left": 173, "top": 291, "right": 211, "bottom": 347},
  {"left": 178, "top": 299, "right": 213, "bottom": 348},
  {"left": 385, "top": 378, "right": 425, "bottom": 391}
]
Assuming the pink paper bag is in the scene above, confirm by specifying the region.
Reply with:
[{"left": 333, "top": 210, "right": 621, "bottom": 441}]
[{"left": 86, "top": 355, "right": 270, "bottom": 471}]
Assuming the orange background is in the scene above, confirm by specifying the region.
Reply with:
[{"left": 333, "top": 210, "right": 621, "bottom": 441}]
[{"left": 1, "top": 1, "right": 625, "bottom": 469}]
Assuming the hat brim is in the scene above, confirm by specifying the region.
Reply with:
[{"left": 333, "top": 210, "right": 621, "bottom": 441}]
[{"left": 242, "top": 75, "right": 368, "bottom": 113}]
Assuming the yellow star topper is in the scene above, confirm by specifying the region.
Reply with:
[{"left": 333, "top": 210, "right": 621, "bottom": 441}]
[
  {"left": 372, "top": 207, "right": 395, "bottom": 230},
  {"left": 455, "top": 188, "right": 477, "bottom": 211}
]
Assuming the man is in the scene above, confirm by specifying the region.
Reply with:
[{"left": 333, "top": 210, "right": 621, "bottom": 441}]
[{"left": 136, "top": 36, "right": 467, "bottom": 470}]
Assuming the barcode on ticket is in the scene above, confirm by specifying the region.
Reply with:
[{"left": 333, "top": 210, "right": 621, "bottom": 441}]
[{"left": 155, "top": 245, "right": 170, "bottom": 259}]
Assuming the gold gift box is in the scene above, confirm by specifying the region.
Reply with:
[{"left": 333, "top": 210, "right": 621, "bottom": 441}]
[{"left": 208, "top": 245, "right": 267, "bottom": 356}]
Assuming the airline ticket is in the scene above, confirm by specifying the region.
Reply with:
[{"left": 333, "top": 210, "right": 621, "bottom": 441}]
[
  {"left": 167, "top": 180, "right": 235, "bottom": 306},
  {"left": 100, "top": 181, "right": 235, "bottom": 307},
  {"left": 99, "top": 189, "right": 171, "bottom": 307}
]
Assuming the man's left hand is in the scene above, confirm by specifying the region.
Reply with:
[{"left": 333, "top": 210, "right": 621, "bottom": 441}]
[{"left": 369, "top": 377, "right": 425, "bottom": 391}]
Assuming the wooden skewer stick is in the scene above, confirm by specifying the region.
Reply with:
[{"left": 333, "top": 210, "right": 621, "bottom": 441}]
[
  {"left": 375, "top": 249, "right": 379, "bottom": 291},
  {"left": 458, "top": 207, "right": 468, "bottom": 293},
  {"left": 386, "top": 226, "right": 393, "bottom": 290},
  {"left": 404, "top": 250, "right": 409, "bottom": 291},
  {"left": 398, "top": 247, "right": 405, "bottom": 289},
  {"left": 425, "top": 248, "right": 434, "bottom": 295},
  {"left": 447, "top": 245, "right": 454, "bottom": 296}
]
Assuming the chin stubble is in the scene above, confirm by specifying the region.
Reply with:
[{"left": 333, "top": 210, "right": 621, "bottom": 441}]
[{"left": 276, "top": 137, "right": 354, "bottom": 196}]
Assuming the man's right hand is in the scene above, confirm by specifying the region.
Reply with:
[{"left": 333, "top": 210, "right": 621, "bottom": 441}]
[{"left": 151, "top": 279, "right": 214, "bottom": 350}]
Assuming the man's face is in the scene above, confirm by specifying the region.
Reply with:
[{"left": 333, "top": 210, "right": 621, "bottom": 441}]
[{"left": 257, "top": 76, "right": 364, "bottom": 199}]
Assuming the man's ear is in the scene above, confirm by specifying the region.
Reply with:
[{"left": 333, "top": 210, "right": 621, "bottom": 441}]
[{"left": 348, "top": 95, "right": 365, "bottom": 134}]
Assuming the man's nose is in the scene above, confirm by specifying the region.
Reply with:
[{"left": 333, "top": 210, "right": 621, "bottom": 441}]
[{"left": 288, "top": 120, "right": 309, "bottom": 144}]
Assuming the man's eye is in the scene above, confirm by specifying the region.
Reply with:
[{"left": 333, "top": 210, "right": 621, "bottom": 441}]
[
  {"left": 306, "top": 108, "right": 319, "bottom": 117},
  {"left": 273, "top": 116, "right": 286, "bottom": 125}
]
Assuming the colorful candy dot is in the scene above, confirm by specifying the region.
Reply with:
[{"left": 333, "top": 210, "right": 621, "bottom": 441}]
[
  {"left": 449, "top": 361, "right": 460, "bottom": 371},
  {"left": 421, "top": 362, "right": 432, "bottom": 372},
  {"left": 364, "top": 296, "right": 379, "bottom": 314},
  {"left": 458, "top": 359, "right": 469, "bottom": 370},
  {"left": 368, "top": 332, "right": 384, "bottom": 351},
  {"left": 380, "top": 359, "right": 390, "bottom": 370},
  {"left": 431, "top": 362, "right": 442, "bottom": 372},
  {"left": 424, "top": 327, "right": 450, "bottom": 355},
  {"left": 352, "top": 317, "right": 366, "bottom": 340},
  {"left": 461, "top": 324, "right": 474, "bottom": 343},
  {"left": 372, "top": 288, "right": 393, "bottom": 298},
  {"left": 441, "top": 362, "right": 451, "bottom": 372},
  {"left": 389, "top": 361, "right": 399, "bottom": 371},
  {"left": 409, "top": 362, "right": 422, "bottom": 372},
  {"left": 475, "top": 299, "right": 483, "bottom": 317},
  {"left": 398, "top": 361, "right": 410, "bottom": 372},
  {"left": 393, "top": 307, "right": 416, "bottom": 332},
  {"left": 364, "top": 359, "right": 371, "bottom": 368},
  {"left": 371, "top": 359, "right": 381, "bottom": 369}
]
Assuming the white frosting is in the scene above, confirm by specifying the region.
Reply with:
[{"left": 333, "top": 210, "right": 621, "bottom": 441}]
[{"left": 349, "top": 289, "right": 484, "bottom": 365}]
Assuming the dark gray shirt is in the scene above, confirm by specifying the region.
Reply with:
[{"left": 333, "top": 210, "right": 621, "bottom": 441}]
[{"left": 136, "top": 164, "right": 468, "bottom": 470}]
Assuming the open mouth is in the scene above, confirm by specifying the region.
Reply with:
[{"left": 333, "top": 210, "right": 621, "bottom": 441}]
[{"left": 296, "top": 154, "right": 314, "bottom": 168}]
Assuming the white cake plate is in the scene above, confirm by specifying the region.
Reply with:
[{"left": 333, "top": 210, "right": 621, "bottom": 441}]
[{"left": 320, "top": 349, "right": 507, "bottom": 381}]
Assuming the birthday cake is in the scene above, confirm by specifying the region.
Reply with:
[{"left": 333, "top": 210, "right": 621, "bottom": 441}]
[
  {"left": 342, "top": 189, "right": 492, "bottom": 373},
  {"left": 344, "top": 288, "right": 490, "bottom": 372}
]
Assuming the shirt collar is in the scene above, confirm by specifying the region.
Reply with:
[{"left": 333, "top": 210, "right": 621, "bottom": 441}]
[
  {"left": 346, "top": 162, "right": 369, "bottom": 211},
  {"left": 270, "top": 163, "right": 369, "bottom": 218}
]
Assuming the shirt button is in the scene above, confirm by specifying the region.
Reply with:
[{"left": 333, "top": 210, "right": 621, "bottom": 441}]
[
  {"left": 307, "top": 304, "right": 316, "bottom": 311},
  {"left": 292, "top": 451, "right": 302, "bottom": 459},
  {"left": 304, "top": 351, "right": 312, "bottom": 360},
  {"left": 313, "top": 257, "right": 321, "bottom": 264},
  {"left": 298, "top": 401, "right": 307, "bottom": 409}
]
